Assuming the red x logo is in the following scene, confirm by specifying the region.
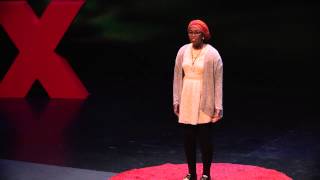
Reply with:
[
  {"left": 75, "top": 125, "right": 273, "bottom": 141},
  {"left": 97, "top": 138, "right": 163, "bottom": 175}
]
[{"left": 0, "top": 0, "right": 89, "bottom": 99}]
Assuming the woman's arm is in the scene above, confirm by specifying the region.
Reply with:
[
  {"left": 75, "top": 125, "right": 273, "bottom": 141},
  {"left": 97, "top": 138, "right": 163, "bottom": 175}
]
[
  {"left": 173, "top": 45, "right": 186, "bottom": 106},
  {"left": 212, "top": 58, "right": 223, "bottom": 122}
]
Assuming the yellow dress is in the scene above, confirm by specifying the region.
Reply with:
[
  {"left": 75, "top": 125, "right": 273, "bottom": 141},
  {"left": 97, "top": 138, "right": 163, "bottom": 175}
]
[{"left": 179, "top": 44, "right": 212, "bottom": 125}]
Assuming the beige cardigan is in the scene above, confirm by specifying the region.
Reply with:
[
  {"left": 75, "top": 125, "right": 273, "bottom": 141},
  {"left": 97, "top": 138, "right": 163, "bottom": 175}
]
[{"left": 173, "top": 43, "right": 223, "bottom": 117}]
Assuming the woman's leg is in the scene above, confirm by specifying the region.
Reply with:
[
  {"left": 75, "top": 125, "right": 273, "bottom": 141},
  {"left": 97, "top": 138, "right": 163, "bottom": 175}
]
[
  {"left": 182, "top": 124, "right": 197, "bottom": 177},
  {"left": 198, "top": 123, "right": 213, "bottom": 177}
]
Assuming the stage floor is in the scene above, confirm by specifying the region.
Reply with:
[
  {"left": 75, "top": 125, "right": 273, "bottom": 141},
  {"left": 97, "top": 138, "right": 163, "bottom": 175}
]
[{"left": 0, "top": 79, "right": 318, "bottom": 180}]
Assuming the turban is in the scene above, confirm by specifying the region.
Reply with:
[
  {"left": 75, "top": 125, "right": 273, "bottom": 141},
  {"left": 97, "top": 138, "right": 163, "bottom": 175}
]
[{"left": 188, "top": 19, "right": 211, "bottom": 41}]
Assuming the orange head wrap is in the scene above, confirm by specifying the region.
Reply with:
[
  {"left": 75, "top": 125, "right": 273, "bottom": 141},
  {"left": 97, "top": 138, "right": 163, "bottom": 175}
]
[{"left": 188, "top": 19, "right": 211, "bottom": 41}]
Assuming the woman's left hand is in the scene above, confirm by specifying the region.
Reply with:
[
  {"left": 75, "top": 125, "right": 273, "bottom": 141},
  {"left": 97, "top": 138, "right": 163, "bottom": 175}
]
[
  {"left": 211, "top": 110, "right": 222, "bottom": 123},
  {"left": 211, "top": 115, "right": 222, "bottom": 123}
]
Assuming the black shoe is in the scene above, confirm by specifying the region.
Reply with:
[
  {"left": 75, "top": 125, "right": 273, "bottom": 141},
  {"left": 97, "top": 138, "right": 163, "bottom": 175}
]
[
  {"left": 200, "top": 174, "right": 211, "bottom": 180},
  {"left": 183, "top": 173, "right": 197, "bottom": 180}
]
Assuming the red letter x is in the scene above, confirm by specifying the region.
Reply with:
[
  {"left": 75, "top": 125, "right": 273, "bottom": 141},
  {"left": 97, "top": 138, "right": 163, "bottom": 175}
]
[{"left": 0, "top": 0, "right": 89, "bottom": 99}]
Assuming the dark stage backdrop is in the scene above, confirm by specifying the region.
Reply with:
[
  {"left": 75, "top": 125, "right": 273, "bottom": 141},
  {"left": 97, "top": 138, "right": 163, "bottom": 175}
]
[{"left": 0, "top": 0, "right": 317, "bottom": 126}]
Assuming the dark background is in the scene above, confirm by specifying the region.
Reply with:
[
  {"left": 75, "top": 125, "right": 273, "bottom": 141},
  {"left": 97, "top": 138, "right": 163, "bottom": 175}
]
[
  {"left": 0, "top": 0, "right": 314, "bottom": 125},
  {"left": 1, "top": 1, "right": 318, "bottom": 96},
  {"left": 0, "top": 0, "right": 319, "bottom": 179}
]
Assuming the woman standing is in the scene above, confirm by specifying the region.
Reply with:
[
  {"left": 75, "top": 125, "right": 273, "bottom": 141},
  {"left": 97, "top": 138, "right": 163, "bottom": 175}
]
[{"left": 173, "top": 19, "right": 223, "bottom": 180}]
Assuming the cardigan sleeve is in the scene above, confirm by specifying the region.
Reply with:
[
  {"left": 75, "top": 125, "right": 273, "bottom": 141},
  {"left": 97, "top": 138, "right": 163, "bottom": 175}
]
[
  {"left": 214, "top": 57, "right": 223, "bottom": 113},
  {"left": 173, "top": 45, "right": 186, "bottom": 105}
]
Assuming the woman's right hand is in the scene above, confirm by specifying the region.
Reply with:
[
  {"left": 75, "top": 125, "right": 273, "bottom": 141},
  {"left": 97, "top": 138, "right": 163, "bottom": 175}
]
[{"left": 173, "top": 104, "right": 179, "bottom": 116}]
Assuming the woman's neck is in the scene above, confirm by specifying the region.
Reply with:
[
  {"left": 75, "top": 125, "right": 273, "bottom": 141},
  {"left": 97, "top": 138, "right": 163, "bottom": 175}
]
[{"left": 192, "top": 43, "right": 204, "bottom": 50}]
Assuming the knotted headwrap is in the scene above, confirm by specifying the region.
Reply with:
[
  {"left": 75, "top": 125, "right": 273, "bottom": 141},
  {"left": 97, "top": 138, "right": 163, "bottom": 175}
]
[{"left": 188, "top": 19, "right": 211, "bottom": 41}]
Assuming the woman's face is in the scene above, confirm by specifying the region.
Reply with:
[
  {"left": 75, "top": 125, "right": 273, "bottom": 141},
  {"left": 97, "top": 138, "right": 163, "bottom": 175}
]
[{"left": 188, "top": 26, "right": 204, "bottom": 46}]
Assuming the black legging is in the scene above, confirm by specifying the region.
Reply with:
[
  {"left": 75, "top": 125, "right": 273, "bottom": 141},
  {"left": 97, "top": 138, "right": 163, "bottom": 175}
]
[{"left": 182, "top": 123, "right": 213, "bottom": 176}]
